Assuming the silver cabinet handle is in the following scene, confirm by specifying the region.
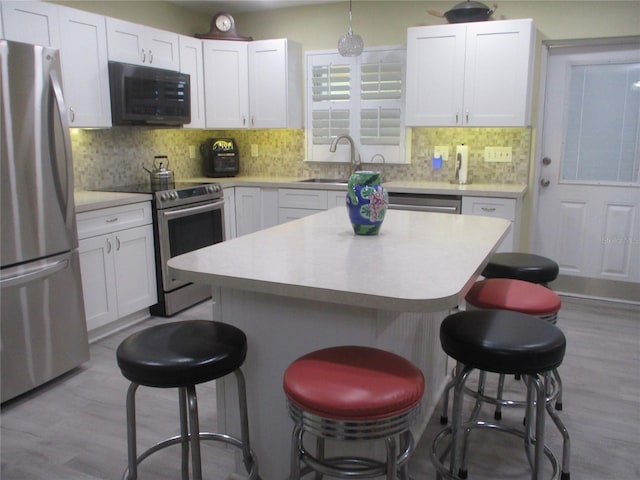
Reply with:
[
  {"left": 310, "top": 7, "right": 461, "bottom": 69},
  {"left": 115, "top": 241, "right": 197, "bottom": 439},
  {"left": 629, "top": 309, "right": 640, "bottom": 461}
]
[
  {"left": 106, "top": 217, "right": 118, "bottom": 223},
  {"left": 141, "top": 48, "right": 146, "bottom": 63},
  {"left": 69, "top": 107, "right": 75, "bottom": 122},
  {"left": 466, "top": 111, "right": 469, "bottom": 123},
  {"left": 455, "top": 112, "right": 459, "bottom": 124},
  {"left": 106, "top": 238, "right": 112, "bottom": 254},
  {"left": 481, "top": 207, "right": 497, "bottom": 212},
  {"left": 149, "top": 50, "right": 153, "bottom": 64},
  {"left": 116, "top": 237, "right": 121, "bottom": 251}
]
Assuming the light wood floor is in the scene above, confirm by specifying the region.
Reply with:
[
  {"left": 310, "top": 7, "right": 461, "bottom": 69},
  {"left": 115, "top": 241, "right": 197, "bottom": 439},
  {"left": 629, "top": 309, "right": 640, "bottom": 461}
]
[{"left": 1, "top": 296, "right": 638, "bottom": 479}]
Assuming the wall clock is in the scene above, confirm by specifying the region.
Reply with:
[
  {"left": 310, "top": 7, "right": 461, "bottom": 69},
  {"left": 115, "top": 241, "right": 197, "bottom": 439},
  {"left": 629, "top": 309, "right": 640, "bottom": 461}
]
[{"left": 195, "top": 12, "right": 253, "bottom": 41}]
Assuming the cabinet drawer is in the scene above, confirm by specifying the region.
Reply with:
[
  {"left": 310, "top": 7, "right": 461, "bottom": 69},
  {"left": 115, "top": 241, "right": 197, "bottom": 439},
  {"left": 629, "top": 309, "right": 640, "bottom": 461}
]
[
  {"left": 77, "top": 202, "right": 152, "bottom": 239},
  {"left": 461, "top": 197, "right": 516, "bottom": 220},
  {"left": 278, "top": 189, "right": 328, "bottom": 210}
]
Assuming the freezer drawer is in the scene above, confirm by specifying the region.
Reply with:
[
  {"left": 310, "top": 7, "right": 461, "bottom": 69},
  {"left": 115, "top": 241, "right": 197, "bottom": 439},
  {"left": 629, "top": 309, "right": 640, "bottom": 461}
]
[{"left": 1, "top": 250, "right": 89, "bottom": 402}]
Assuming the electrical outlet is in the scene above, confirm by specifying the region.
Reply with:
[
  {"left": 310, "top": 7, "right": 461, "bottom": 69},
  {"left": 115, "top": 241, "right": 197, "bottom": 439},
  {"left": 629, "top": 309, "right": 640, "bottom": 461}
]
[
  {"left": 189, "top": 145, "right": 196, "bottom": 160},
  {"left": 433, "top": 146, "right": 449, "bottom": 162},
  {"left": 484, "top": 146, "right": 512, "bottom": 163},
  {"left": 251, "top": 144, "right": 259, "bottom": 157}
]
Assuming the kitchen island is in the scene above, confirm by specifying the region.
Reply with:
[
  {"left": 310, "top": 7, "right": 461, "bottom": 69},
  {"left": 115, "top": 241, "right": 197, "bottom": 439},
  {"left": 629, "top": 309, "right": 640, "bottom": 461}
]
[{"left": 168, "top": 207, "right": 510, "bottom": 479}]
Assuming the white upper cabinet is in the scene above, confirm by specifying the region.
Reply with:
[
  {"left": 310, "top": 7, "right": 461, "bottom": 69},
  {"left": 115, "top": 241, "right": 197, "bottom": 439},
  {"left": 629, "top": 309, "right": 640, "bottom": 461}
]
[
  {"left": 203, "top": 40, "right": 249, "bottom": 128},
  {"left": 178, "top": 35, "right": 205, "bottom": 129},
  {"left": 248, "top": 39, "right": 302, "bottom": 129},
  {"left": 203, "top": 38, "right": 302, "bottom": 129},
  {"left": 1, "top": 1, "right": 60, "bottom": 46},
  {"left": 106, "top": 17, "right": 179, "bottom": 70},
  {"left": 405, "top": 19, "right": 535, "bottom": 127},
  {"left": 58, "top": 7, "right": 111, "bottom": 127}
]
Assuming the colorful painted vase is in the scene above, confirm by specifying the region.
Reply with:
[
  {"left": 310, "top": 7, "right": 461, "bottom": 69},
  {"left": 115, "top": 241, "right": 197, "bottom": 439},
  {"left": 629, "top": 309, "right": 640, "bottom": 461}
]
[{"left": 346, "top": 171, "right": 388, "bottom": 235}]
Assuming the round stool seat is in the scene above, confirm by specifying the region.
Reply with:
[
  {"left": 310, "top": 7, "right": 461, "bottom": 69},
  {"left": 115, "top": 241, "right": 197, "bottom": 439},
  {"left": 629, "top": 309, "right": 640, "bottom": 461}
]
[
  {"left": 482, "top": 252, "right": 559, "bottom": 284},
  {"left": 284, "top": 346, "right": 425, "bottom": 420},
  {"left": 117, "top": 320, "right": 247, "bottom": 388},
  {"left": 440, "top": 310, "right": 566, "bottom": 375},
  {"left": 466, "top": 278, "right": 561, "bottom": 316}
]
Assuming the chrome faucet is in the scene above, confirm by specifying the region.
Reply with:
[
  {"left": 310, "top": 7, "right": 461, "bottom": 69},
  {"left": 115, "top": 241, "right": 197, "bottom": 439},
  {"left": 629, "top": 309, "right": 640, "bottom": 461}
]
[{"left": 329, "top": 135, "right": 361, "bottom": 171}]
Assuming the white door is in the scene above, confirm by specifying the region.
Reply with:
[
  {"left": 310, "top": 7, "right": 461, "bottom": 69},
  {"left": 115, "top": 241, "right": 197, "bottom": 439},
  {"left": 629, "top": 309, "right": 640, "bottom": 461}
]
[{"left": 533, "top": 41, "right": 640, "bottom": 285}]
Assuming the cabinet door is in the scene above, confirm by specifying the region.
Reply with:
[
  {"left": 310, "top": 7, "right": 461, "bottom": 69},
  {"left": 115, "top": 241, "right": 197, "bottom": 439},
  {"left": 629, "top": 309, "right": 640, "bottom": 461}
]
[
  {"left": 106, "top": 17, "right": 146, "bottom": 65},
  {"left": 113, "top": 224, "right": 157, "bottom": 318},
  {"left": 1, "top": 1, "right": 60, "bottom": 47},
  {"left": 248, "top": 39, "right": 301, "bottom": 128},
  {"left": 405, "top": 24, "right": 465, "bottom": 127},
  {"left": 234, "top": 187, "right": 263, "bottom": 237},
  {"left": 179, "top": 35, "right": 205, "bottom": 129},
  {"left": 463, "top": 19, "right": 534, "bottom": 127},
  {"left": 462, "top": 196, "right": 516, "bottom": 252},
  {"left": 146, "top": 26, "right": 179, "bottom": 70},
  {"left": 79, "top": 235, "right": 118, "bottom": 331},
  {"left": 203, "top": 40, "right": 248, "bottom": 128},
  {"left": 58, "top": 7, "right": 111, "bottom": 127}
]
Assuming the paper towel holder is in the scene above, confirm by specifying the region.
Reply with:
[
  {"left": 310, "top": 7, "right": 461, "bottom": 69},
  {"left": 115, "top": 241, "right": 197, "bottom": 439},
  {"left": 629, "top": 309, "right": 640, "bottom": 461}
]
[{"left": 452, "top": 144, "right": 471, "bottom": 185}]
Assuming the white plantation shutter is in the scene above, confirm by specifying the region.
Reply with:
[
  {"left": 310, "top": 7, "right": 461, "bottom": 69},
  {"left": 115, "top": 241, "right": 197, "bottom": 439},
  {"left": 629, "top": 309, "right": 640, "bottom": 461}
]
[{"left": 306, "top": 46, "right": 407, "bottom": 163}]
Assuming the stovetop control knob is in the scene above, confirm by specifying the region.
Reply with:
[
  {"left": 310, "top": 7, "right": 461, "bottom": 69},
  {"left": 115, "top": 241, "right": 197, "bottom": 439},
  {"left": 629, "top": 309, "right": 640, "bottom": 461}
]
[
  {"left": 206, "top": 185, "right": 215, "bottom": 193},
  {"left": 171, "top": 191, "right": 178, "bottom": 200},
  {"left": 160, "top": 193, "right": 169, "bottom": 201}
]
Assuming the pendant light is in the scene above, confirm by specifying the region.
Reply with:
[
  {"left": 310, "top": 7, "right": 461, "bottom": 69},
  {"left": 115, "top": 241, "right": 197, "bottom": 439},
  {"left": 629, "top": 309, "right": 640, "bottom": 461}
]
[{"left": 337, "top": 0, "right": 364, "bottom": 57}]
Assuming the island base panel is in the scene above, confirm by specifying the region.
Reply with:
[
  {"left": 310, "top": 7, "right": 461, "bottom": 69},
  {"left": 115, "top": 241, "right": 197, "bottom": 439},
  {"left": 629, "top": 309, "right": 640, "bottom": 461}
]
[{"left": 213, "top": 287, "right": 451, "bottom": 479}]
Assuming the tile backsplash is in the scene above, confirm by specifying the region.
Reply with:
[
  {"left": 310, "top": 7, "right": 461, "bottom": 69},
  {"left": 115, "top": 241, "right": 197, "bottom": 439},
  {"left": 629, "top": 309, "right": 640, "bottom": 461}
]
[{"left": 71, "top": 127, "right": 531, "bottom": 190}]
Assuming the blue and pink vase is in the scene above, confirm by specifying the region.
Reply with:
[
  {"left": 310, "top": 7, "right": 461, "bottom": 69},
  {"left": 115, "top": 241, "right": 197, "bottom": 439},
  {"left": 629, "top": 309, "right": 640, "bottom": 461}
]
[{"left": 346, "top": 171, "right": 388, "bottom": 235}]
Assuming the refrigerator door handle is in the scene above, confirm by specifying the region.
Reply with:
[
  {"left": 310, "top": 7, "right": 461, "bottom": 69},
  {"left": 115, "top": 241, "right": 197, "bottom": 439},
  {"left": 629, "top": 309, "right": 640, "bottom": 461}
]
[
  {"left": 0, "top": 258, "right": 69, "bottom": 289},
  {"left": 49, "top": 68, "right": 75, "bottom": 231}
]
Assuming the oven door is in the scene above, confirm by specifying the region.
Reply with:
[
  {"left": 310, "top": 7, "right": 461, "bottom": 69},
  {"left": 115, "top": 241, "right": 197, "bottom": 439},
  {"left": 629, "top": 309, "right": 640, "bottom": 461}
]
[{"left": 156, "top": 198, "right": 225, "bottom": 292}]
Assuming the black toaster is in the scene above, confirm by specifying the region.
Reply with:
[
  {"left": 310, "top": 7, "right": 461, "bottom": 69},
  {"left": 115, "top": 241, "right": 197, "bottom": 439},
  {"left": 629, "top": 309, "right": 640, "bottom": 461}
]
[{"left": 201, "top": 138, "right": 239, "bottom": 177}]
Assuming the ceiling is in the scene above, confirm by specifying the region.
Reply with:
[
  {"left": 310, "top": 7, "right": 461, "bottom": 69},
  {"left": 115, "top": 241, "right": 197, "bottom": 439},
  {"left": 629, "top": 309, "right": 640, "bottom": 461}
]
[{"left": 170, "top": 0, "right": 342, "bottom": 15}]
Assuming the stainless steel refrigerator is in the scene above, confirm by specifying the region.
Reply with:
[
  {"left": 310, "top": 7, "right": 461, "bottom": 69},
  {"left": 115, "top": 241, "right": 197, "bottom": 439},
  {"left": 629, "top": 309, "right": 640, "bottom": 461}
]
[{"left": 1, "top": 40, "right": 89, "bottom": 403}]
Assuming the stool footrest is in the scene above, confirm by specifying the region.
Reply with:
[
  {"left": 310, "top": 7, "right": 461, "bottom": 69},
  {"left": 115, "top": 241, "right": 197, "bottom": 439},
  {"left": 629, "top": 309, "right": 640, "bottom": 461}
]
[
  {"left": 122, "top": 432, "right": 259, "bottom": 480},
  {"left": 431, "top": 423, "right": 561, "bottom": 480}
]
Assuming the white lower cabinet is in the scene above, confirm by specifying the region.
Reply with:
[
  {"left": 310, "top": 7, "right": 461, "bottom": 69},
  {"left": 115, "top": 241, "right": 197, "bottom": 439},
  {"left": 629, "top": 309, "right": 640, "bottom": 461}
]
[
  {"left": 462, "top": 196, "right": 517, "bottom": 252},
  {"left": 77, "top": 202, "right": 157, "bottom": 331},
  {"left": 278, "top": 188, "right": 328, "bottom": 223},
  {"left": 234, "top": 187, "right": 278, "bottom": 237}
]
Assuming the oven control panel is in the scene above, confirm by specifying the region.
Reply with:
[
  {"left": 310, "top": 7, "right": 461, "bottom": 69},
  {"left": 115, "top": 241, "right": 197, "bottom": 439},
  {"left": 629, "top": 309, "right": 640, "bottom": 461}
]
[{"left": 154, "top": 183, "right": 223, "bottom": 209}]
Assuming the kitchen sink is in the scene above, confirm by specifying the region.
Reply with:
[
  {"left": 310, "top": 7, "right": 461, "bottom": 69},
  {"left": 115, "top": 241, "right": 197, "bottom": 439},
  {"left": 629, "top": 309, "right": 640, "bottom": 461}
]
[{"left": 297, "top": 177, "right": 349, "bottom": 184}]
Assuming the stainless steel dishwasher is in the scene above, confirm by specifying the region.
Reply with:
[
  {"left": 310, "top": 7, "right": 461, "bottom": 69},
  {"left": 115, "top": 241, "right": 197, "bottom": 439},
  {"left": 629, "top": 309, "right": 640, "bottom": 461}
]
[{"left": 387, "top": 192, "right": 462, "bottom": 214}]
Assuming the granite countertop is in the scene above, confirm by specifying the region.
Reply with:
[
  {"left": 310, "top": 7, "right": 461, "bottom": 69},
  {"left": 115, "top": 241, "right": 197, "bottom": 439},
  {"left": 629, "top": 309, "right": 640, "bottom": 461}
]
[
  {"left": 74, "top": 190, "right": 152, "bottom": 213},
  {"left": 168, "top": 207, "right": 510, "bottom": 312},
  {"left": 186, "top": 176, "right": 527, "bottom": 198},
  {"left": 75, "top": 177, "right": 527, "bottom": 213}
]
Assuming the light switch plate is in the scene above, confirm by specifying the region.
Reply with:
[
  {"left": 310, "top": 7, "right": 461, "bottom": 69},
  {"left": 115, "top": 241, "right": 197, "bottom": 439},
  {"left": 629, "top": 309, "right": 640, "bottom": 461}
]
[
  {"left": 434, "top": 146, "right": 449, "bottom": 162},
  {"left": 484, "top": 146, "right": 512, "bottom": 163}
]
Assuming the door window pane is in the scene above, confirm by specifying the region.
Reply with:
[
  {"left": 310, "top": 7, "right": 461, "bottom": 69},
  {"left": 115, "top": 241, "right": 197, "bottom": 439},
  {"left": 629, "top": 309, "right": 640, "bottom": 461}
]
[{"left": 562, "top": 62, "right": 640, "bottom": 183}]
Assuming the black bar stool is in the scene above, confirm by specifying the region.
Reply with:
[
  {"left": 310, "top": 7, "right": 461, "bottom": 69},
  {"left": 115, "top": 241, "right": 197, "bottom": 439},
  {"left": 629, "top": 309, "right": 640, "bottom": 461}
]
[
  {"left": 482, "top": 252, "right": 559, "bottom": 286},
  {"left": 116, "top": 320, "right": 259, "bottom": 480},
  {"left": 432, "top": 310, "right": 570, "bottom": 480},
  {"left": 284, "top": 345, "right": 425, "bottom": 480}
]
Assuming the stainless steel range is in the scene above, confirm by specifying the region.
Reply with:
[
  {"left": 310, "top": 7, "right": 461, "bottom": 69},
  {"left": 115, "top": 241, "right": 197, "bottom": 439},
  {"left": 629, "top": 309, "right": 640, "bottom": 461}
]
[{"left": 106, "top": 182, "right": 225, "bottom": 316}]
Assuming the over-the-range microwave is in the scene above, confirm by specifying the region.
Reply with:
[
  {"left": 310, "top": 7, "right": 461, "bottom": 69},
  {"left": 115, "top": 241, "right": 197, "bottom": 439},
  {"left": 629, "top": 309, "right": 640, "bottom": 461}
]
[{"left": 108, "top": 61, "right": 191, "bottom": 126}]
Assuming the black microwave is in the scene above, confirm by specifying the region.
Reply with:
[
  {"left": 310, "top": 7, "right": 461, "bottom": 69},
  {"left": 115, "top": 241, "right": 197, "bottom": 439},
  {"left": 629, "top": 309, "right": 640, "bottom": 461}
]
[{"left": 108, "top": 61, "right": 190, "bottom": 126}]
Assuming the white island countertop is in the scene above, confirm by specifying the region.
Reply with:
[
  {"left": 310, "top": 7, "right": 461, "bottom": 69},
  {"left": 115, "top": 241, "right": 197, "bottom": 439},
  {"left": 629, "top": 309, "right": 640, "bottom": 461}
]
[{"left": 169, "top": 207, "right": 510, "bottom": 312}]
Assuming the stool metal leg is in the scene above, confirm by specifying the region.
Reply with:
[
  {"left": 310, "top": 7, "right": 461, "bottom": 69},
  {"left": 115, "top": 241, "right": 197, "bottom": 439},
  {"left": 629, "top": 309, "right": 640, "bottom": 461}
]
[
  {"left": 186, "top": 385, "right": 203, "bottom": 480},
  {"left": 290, "top": 423, "right": 303, "bottom": 480},
  {"left": 494, "top": 374, "right": 506, "bottom": 420},
  {"left": 385, "top": 436, "right": 398, "bottom": 480},
  {"left": 233, "top": 369, "right": 256, "bottom": 472},
  {"left": 125, "top": 383, "right": 139, "bottom": 480},
  {"left": 178, "top": 388, "right": 190, "bottom": 480}
]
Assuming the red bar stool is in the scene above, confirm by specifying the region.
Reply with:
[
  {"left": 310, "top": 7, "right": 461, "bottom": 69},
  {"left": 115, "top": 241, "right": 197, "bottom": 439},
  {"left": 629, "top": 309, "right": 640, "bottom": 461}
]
[
  {"left": 284, "top": 345, "right": 425, "bottom": 480},
  {"left": 464, "top": 278, "right": 565, "bottom": 414}
]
